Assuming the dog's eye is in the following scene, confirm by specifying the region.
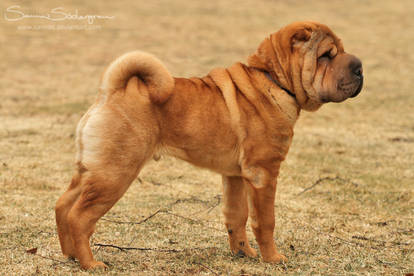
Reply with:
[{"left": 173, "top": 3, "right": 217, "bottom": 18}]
[{"left": 319, "top": 50, "right": 332, "bottom": 59}]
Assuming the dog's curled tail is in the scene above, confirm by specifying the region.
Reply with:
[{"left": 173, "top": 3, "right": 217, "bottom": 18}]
[{"left": 100, "top": 51, "right": 175, "bottom": 104}]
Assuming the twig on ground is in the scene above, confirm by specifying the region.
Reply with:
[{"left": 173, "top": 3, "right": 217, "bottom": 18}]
[
  {"left": 303, "top": 223, "right": 381, "bottom": 250},
  {"left": 171, "top": 196, "right": 211, "bottom": 207},
  {"left": 190, "top": 195, "right": 222, "bottom": 215},
  {"left": 102, "top": 196, "right": 224, "bottom": 247},
  {"left": 124, "top": 209, "right": 222, "bottom": 246},
  {"left": 297, "top": 176, "right": 358, "bottom": 196},
  {"left": 297, "top": 176, "right": 338, "bottom": 196},
  {"left": 330, "top": 234, "right": 378, "bottom": 249},
  {"left": 207, "top": 195, "right": 222, "bottom": 213},
  {"left": 137, "top": 177, "right": 163, "bottom": 186},
  {"left": 352, "top": 235, "right": 411, "bottom": 246},
  {"left": 94, "top": 243, "right": 216, "bottom": 254},
  {"left": 102, "top": 209, "right": 221, "bottom": 231},
  {"left": 165, "top": 211, "right": 222, "bottom": 231},
  {"left": 102, "top": 196, "right": 223, "bottom": 232},
  {"left": 394, "top": 228, "right": 414, "bottom": 235},
  {"left": 94, "top": 243, "right": 182, "bottom": 253},
  {"left": 193, "top": 261, "right": 220, "bottom": 276},
  {"left": 101, "top": 209, "right": 165, "bottom": 225},
  {"left": 304, "top": 221, "right": 412, "bottom": 251},
  {"left": 102, "top": 195, "right": 221, "bottom": 226},
  {"left": 371, "top": 220, "right": 396, "bottom": 226},
  {"left": 375, "top": 257, "right": 408, "bottom": 270}
]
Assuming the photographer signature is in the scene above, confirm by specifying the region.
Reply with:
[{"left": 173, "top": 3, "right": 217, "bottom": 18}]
[{"left": 4, "top": 5, "right": 115, "bottom": 24}]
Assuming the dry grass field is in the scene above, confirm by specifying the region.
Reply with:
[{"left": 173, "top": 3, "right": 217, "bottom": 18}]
[{"left": 1, "top": 0, "right": 413, "bottom": 275}]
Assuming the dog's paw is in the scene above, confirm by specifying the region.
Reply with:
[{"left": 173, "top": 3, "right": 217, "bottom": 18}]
[
  {"left": 231, "top": 242, "right": 258, "bottom": 258},
  {"left": 62, "top": 254, "right": 76, "bottom": 261},
  {"left": 239, "top": 246, "right": 258, "bottom": 258},
  {"left": 81, "top": 260, "right": 108, "bottom": 270},
  {"left": 262, "top": 252, "right": 288, "bottom": 263}
]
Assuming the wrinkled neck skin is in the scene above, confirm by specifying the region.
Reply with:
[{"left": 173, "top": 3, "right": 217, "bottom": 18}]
[
  {"left": 247, "top": 31, "right": 323, "bottom": 111},
  {"left": 245, "top": 66, "right": 301, "bottom": 125}
]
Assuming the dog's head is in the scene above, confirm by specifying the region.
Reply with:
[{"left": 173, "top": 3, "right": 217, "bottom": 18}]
[{"left": 248, "top": 21, "right": 363, "bottom": 111}]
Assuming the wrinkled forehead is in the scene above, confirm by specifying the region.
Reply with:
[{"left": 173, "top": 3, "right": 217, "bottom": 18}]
[
  {"left": 278, "top": 21, "right": 345, "bottom": 52},
  {"left": 269, "top": 21, "right": 346, "bottom": 60},
  {"left": 313, "top": 32, "right": 344, "bottom": 57},
  {"left": 317, "top": 24, "right": 344, "bottom": 52},
  {"left": 297, "top": 23, "right": 345, "bottom": 58}
]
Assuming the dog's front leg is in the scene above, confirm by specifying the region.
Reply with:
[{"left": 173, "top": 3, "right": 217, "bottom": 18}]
[
  {"left": 222, "top": 175, "right": 257, "bottom": 258},
  {"left": 242, "top": 164, "right": 287, "bottom": 263}
]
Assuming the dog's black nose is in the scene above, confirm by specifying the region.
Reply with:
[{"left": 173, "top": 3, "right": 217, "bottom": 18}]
[
  {"left": 354, "top": 66, "right": 362, "bottom": 77},
  {"left": 349, "top": 56, "right": 363, "bottom": 78}
]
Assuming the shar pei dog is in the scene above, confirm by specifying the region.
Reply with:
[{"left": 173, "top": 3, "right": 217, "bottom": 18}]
[{"left": 55, "top": 21, "right": 363, "bottom": 269}]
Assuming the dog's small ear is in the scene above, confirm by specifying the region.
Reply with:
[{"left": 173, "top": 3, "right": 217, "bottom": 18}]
[{"left": 291, "top": 27, "right": 312, "bottom": 44}]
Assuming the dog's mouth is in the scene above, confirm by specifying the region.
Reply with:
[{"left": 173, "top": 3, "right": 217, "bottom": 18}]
[
  {"left": 350, "top": 76, "right": 363, "bottom": 98},
  {"left": 320, "top": 76, "right": 363, "bottom": 103},
  {"left": 338, "top": 77, "right": 363, "bottom": 98}
]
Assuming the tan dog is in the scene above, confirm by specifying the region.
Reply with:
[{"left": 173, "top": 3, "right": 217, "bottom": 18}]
[{"left": 55, "top": 21, "right": 363, "bottom": 270}]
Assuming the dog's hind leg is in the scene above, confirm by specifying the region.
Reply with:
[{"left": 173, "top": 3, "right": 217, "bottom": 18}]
[
  {"left": 65, "top": 140, "right": 153, "bottom": 270},
  {"left": 55, "top": 167, "right": 83, "bottom": 258},
  {"left": 66, "top": 166, "right": 142, "bottom": 270},
  {"left": 58, "top": 97, "right": 158, "bottom": 269},
  {"left": 222, "top": 176, "right": 257, "bottom": 258},
  {"left": 55, "top": 106, "right": 97, "bottom": 259}
]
